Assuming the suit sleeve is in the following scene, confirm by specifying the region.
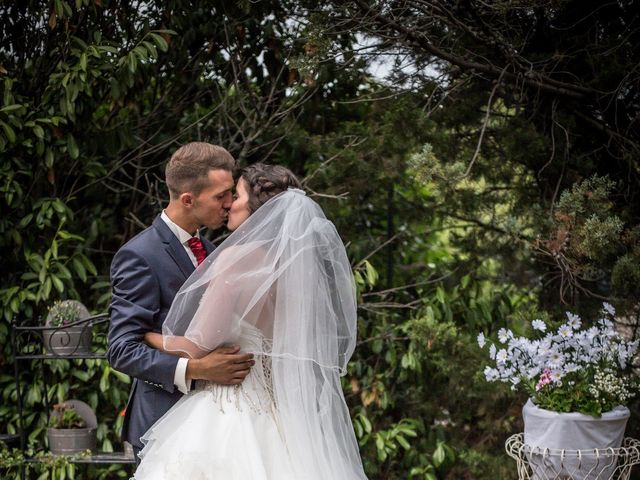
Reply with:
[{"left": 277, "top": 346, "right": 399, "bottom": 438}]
[{"left": 107, "top": 246, "right": 179, "bottom": 393}]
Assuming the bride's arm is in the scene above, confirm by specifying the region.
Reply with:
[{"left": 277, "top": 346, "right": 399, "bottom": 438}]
[
  {"left": 143, "top": 332, "right": 205, "bottom": 359},
  {"left": 161, "top": 246, "right": 268, "bottom": 358}
]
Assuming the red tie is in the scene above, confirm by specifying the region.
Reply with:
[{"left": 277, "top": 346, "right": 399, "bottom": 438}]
[{"left": 187, "top": 237, "right": 207, "bottom": 265}]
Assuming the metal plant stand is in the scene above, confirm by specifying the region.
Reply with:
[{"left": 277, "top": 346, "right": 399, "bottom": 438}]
[
  {"left": 9, "top": 313, "right": 135, "bottom": 479},
  {"left": 506, "top": 433, "right": 640, "bottom": 480}
]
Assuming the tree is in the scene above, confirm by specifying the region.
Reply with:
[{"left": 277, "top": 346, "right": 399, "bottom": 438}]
[{"left": 324, "top": 0, "right": 640, "bottom": 308}]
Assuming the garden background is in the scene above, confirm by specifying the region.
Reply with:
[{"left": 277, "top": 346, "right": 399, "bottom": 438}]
[{"left": 1, "top": 1, "right": 639, "bottom": 478}]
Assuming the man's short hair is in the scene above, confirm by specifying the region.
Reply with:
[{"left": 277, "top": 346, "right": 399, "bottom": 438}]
[{"left": 165, "top": 142, "right": 236, "bottom": 198}]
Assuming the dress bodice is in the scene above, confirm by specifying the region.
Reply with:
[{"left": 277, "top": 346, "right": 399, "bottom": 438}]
[{"left": 196, "top": 323, "right": 274, "bottom": 415}]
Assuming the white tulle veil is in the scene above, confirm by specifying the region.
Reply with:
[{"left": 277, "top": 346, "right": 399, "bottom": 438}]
[{"left": 162, "top": 188, "right": 367, "bottom": 479}]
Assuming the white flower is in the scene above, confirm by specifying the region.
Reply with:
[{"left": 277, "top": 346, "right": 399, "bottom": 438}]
[
  {"left": 489, "top": 344, "right": 497, "bottom": 360},
  {"left": 538, "top": 339, "right": 552, "bottom": 355},
  {"left": 526, "top": 366, "right": 541, "bottom": 379},
  {"left": 586, "top": 326, "right": 599, "bottom": 341},
  {"left": 566, "top": 312, "right": 582, "bottom": 330},
  {"left": 484, "top": 366, "right": 499, "bottom": 381},
  {"left": 563, "top": 362, "right": 579, "bottom": 373},
  {"left": 548, "top": 351, "right": 565, "bottom": 368},
  {"left": 598, "top": 317, "right": 614, "bottom": 332},
  {"left": 496, "top": 349, "right": 508, "bottom": 364},
  {"left": 603, "top": 302, "right": 616, "bottom": 316},
  {"left": 477, "top": 332, "right": 486, "bottom": 348},
  {"left": 550, "top": 370, "right": 563, "bottom": 382},
  {"left": 532, "top": 319, "right": 546, "bottom": 332},
  {"left": 498, "top": 328, "right": 509, "bottom": 344},
  {"left": 558, "top": 324, "right": 573, "bottom": 338},
  {"left": 618, "top": 344, "right": 629, "bottom": 369}
]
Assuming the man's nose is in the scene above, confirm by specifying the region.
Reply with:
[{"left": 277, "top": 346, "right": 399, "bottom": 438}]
[{"left": 222, "top": 192, "right": 233, "bottom": 208}]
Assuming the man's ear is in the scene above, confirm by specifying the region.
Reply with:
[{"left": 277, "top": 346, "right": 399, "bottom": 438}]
[{"left": 179, "top": 192, "right": 194, "bottom": 208}]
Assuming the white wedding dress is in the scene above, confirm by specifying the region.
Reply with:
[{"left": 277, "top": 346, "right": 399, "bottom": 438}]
[{"left": 134, "top": 323, "right": 301, "bottom": 479}]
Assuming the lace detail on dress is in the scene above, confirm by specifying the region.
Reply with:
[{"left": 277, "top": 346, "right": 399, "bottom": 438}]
[
  {"left": 196, "top": 326, "right": 276, "bottom": 415},
  {"left": 198, "top": 370, "right": 273, "bottom": 415},
  {"left": 261, "top": 336, "right": 275, "bottom": 409}
]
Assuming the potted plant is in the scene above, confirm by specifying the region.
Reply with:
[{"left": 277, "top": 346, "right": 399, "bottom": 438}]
[
  {"left": 47, "top": 401, "right": 97, "bottom": 455},
  {"left": 43, "top": 300, "right": 92, "bottom": 355},
  {"left": 478, "top": 302, "right": 638, "bottom": 479}
]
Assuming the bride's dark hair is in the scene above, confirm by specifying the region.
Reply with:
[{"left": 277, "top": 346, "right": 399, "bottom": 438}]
[{"left": 241, "top": 163, "right": 302, "bottom": 214}]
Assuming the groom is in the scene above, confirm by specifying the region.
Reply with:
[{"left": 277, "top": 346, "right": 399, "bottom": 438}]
[{"left": 108, "top": 142, "right": 254, "bottom": 463}]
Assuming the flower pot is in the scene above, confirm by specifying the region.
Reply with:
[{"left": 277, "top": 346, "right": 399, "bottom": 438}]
[
  {"left": 46, "top": 427, "right": 97, "bottom": 455},
  {"left": 523, "top": 399, "right": 630, "bottom": 480},
  {"left": 43, "top": 324, "right": 92, "bottom": 355}
]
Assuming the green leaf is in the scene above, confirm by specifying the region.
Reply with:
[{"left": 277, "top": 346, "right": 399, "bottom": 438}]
[
  {"left": 110, "top": 369, "right": 131, "bottom": 383},
  {"left": 127, "top": 52, "right": 138, "bottom": 73},
  {"left": 396, "top": 435, "right": 411, "bottom": 450},
  {"left": 433, "top": 442, "right": 446, "bottom": 467},
  {"left": 133, "top": 45, "right": 148, "bottom": 61},
  {"left": 52, "top": 275, "right": 64, "bottom": 293},
  {"left": 364, "top": 260, "right": 378, "bottom": 287},
  {"left": 0, "top": 120, "right": 16, "bottom": 143},
  {"left": 54, "top": 0, "right": 64, "bottom": 17},
  {"left": 0, "top": 103, "right": 22, "bottom": 113},
  {"left": 149, "top": 32, "right": 169, "bottom": 52},
  {"left": 43, "top": 276, "right": 52, "bottom": 299},
  {"left": 19, "top": 213, "right": 33, "bottom": 228},
  {"left": 436, "top": 286, "right": 446, "bottom": 303},
  {"left": 142, "top": 40, "right": 158, "bottom": 58},
  {"left": 99, "top": 366, "right": 110, "bottom": 392},
  {"left": 67, "top": 134, "right": 79, "bottom": 159},
  {"left": 79, "top": 52, "right": 87, "bottom": 71},
  {"left": 360, "top": 414, "right": 372, "bottom": 434},
  {"left": 72, "top": 370, "right": 91, "bottom": 382},
  {"left": 72, "top": 257, "right": 87, "bottom": 282}
]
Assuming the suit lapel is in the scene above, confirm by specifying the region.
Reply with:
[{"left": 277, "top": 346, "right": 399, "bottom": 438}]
[{"left": 152, "top": 216, "right": 195, "bottom": 279}]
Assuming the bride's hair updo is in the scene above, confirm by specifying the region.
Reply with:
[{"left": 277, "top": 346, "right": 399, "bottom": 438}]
[{"left": 241, "top": 163, "right": 302, "bottom": 214}]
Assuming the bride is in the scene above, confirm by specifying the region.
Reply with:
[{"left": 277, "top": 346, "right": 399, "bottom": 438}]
[{"left": 134, "top": 163, "right": 368, "bottom": 479}]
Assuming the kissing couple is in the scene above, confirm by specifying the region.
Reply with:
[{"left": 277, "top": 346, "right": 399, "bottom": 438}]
[{"left": 108, "top": 142, "right": 368, "bottom": 479}]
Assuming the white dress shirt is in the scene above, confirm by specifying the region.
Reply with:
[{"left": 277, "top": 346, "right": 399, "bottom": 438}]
[{"left": 160, "top": 210, "right": 200, "bottom": 394}]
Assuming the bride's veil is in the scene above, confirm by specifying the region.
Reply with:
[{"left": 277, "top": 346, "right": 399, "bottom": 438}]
[{"left": 162, "top": 188, "right": 367, "bottom": 479}]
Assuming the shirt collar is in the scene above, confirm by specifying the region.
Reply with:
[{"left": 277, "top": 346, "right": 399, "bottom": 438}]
[{"left": 160, "top": 210, "right": 199, "bottom": 245}]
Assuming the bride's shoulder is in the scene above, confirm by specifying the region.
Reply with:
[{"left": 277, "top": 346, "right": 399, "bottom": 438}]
[{"left": 213, "top": 242, "right": 269, "bottom": 268}]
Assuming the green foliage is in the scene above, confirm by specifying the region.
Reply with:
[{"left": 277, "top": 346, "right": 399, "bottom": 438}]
[
  {"left": 535, "top": 174, "right": 640, "bottom": 303},
  {"left": 45, "top": 301, "right": 83, "bottom": 327},
  {"left": 48, "top": 404, "right": 86, "bottom": 429},
  {"left": 2, "top": 1, "right": 638, "bottom": 479}
]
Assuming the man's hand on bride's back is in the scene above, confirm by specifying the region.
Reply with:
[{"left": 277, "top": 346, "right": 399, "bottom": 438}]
[{"left": 186, "top": 345, "right": 255, "bottom": 385}]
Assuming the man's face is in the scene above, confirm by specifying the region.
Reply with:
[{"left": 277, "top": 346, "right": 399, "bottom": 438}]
[{"left": 191, "top": 169, "right": 234, "bottom": 230}]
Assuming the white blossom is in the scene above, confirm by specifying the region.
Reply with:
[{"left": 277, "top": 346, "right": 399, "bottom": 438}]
[
  {"left": 532, "top": 319, "right": 546, "bottom": 332},
  {"left": 566, "top": 312, "right": 582, "bottom": 330},
  {"left": 548, "top": 351, "right": 565, "bottom": 368},
  {"left": 498, "top": 328, "right": 509, "bottom": 344},
  {"left": 564, "top": 362, "right": 579, "bottom": 373},
  {"left": 558, "top": 324, "right": 573, "bottom": 338},
  {"left": 496, "top": 349, "right": 508, "bottom": 364},
  {"left": 550, "top": 370, "right": 563, "bottom": 382},
  {"left": 484, "top": 366, "right": 499, "bottom": 381},
  {"left": 478, "top": 302, "right": 637, "bottom": 409},
  {"left": 603, "top": 302, "right": 616, "bottom": 316}
]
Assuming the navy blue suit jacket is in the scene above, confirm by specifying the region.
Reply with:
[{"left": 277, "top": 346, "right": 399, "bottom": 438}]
[{"left": 107, "top": 215, "right": 214, "bottom": 449}]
